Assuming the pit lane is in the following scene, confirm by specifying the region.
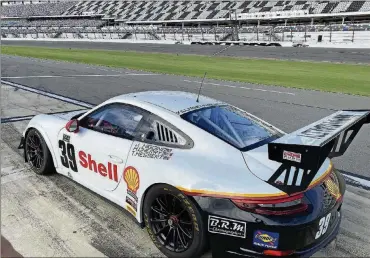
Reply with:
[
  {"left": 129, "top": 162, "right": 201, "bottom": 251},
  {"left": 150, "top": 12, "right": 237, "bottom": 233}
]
[{"left": 1, "top": 55, "right": 370, "bottom": 257}]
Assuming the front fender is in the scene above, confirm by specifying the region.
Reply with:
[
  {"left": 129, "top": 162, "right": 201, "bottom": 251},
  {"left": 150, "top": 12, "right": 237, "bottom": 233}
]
[
  {"left": 24, "top": 123, "right": 58, "bottom": 168},
  {"left": 23, "top": 114, "right": 66, "bottom": 168}
]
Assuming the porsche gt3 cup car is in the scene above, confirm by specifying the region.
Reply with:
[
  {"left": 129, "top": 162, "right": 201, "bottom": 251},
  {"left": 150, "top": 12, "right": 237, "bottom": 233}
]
[{"left": 18, "top": 91, "right": 370, "bottom": 258}]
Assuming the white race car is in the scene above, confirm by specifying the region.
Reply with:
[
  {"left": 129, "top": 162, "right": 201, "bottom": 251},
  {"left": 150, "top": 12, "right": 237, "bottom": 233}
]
[{"left": 19, "top": 91, "right": 369, "bottom": 258}]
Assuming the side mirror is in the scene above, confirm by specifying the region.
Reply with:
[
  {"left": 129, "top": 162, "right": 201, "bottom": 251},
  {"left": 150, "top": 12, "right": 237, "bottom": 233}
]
[{"left": 66, "top": 119, "right": 79, "bottom": 133}]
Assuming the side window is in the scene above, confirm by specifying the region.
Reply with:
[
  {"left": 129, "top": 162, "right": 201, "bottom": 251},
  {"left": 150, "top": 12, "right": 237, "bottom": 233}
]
[
  {"left": 136, "top": 114, "right": 192, "bottom": 148},
  {"left": 80, "top": 103, "right": 143, "bottom": 138}
]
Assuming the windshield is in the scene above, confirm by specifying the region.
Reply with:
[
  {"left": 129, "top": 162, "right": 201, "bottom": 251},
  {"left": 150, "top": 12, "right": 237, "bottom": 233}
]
[{"left": 182, "top": 105, "right": 281, "bottom": 150}]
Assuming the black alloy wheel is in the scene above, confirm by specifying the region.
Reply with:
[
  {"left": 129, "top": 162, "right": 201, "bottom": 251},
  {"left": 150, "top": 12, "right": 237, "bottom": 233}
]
[
  {"left": 26, "top": 131, "right": 44, "bottom": 169},
  {"left": 143, "top": 184, "right": 207, "bottom": 258},
  {"left": 25, "top": 129, "right": 54, "bottom": 175},
  {"left": 150, "top": 193, "right": 194, "bottom": 253}
]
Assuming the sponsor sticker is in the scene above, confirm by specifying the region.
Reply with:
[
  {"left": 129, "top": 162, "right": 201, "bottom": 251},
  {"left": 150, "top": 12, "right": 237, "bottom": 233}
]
[
  {"left": 126, "top": 196, "right": 137, "bottom": 211},
  {"left": 78, "top": 150, "right": 119, "bottom": 181},
  {"left": 124, "top": 166, "right": 140, "bottom": 214},
  {"left": 62, "top": 134, "right": 70, "bottom": 143},
  {"left": 283, "top": 150, "right": 301, "bottom": 163},
  {"left": 131, "top": 142, "right": 173, "bottom": 160},
  {"left": 298, "top": 113, "right": 361, "bottom": 140},
  {"left": 253, "top": 230, "right": 279, "bottom": 249},
  {"left": 126, "top": 204, "right": 137, "bottom": 217},
  {"left": 176, "top": 103, "right": 218, "bottom": 115},
  {"left": 208, "top": 215, "right": 246, "bottom": 238},
  {"left": 124, "top": 166, "right": 140, "bottom": 200}
]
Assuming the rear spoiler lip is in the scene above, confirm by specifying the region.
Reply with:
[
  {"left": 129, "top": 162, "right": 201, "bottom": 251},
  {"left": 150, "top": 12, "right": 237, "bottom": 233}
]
[
  {"left": 301, "top": 110, "right": 369, "bottom": 147},
  {"left": 265, "top": 110, "right": 370, "bottom": 195},
  {"left": 342, "top": 109, "right": 370, "bottom": 123}
]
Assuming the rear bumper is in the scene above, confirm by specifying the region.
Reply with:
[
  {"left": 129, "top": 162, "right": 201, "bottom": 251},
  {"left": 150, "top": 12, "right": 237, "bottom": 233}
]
[
  {"left": 210, "top": 209, "right": 342, "bottom": 258},
  {"left": 203, "top": 168, "right": 346, "bottom": 258},
  {"left": 295, "top": 211, "right": 341, "bottom": 258}
]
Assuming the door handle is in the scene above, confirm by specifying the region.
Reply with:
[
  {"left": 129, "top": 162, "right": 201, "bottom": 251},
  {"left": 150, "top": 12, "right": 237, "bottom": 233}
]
[{"left": 108, "top": 155, "right": 124, "bottom": 164}]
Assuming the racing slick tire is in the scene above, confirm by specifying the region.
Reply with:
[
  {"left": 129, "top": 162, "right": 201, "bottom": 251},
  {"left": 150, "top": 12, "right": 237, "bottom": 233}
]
[
  {"left": 143, "top": 184, "right": 208, "bottom": 258},
  {"left": 25, "top": 128, "right": 54, "bottom": 175}
]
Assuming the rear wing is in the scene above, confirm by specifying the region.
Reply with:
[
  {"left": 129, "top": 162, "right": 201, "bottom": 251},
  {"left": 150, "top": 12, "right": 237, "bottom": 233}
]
[{"left": 267, "top": 110, "right": 370, "bottom": 194}]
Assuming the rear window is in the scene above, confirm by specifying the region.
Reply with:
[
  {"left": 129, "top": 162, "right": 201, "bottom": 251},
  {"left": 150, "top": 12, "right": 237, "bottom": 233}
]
[{"left": 182, "top": 105, "right": 281, "bottom": 150}]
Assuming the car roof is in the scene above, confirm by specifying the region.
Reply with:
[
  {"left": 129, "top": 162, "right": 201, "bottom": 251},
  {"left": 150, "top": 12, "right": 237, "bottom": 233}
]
[{"left": 111, "top": 91, "right": 225, "bottom": 115}]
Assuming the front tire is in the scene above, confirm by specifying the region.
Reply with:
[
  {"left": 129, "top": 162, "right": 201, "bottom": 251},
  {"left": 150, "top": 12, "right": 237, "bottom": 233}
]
[
  {"left": 25, "top": 128, "right": 54, "bottom": 175},
  {"left": 143, "top": 184, "right": 207, "bottom": 258}
]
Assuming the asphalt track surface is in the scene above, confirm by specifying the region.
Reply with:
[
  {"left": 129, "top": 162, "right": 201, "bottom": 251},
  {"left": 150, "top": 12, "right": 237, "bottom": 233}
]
[
  {"left": 1, "top": 54, "right": 370, "bottom": 180},
  {"left": 3, "top": 40, "right": 370, "bottom": 64}
]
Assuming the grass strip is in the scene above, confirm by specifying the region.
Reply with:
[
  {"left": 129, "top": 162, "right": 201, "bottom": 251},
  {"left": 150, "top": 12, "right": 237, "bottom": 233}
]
[{"left": 2, "top": 45, "right": 370, "bottom": 96}]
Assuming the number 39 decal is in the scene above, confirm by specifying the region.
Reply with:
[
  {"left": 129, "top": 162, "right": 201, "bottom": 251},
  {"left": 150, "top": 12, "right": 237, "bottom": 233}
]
[
  {"left": 315, "top": 213, "right": 331, "bottom": 239},
  {"left": 59, "top": 140, "right": 78, "bottom": 172}
]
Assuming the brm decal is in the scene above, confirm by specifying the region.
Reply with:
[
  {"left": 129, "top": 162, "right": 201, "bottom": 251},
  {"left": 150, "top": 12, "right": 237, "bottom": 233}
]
[
  {"left": 282, "top": 150, "right": 301, "bottom": 163},
  {"left": 208, "top": 215, "right": 246, "bottom": 238},
  {"left": 131, "top": 142, "right": 173, "bottom": 160},
  {"left": 124, "top": 166, "right": 140, "bottom": 216}
]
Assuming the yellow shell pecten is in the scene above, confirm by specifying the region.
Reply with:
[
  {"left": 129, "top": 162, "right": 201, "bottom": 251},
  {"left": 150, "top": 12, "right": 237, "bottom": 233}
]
[{"left": 124, "top": 166, "right": 140, "bottom": 193}]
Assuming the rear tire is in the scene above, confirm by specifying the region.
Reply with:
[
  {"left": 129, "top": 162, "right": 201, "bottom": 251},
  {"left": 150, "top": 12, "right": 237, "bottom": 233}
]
[
  {"left": 25, "top": 128, "right": 54, "bottom": 175},
  {"left": 143, "top": 184, "right": 207, "bottom": 258}
]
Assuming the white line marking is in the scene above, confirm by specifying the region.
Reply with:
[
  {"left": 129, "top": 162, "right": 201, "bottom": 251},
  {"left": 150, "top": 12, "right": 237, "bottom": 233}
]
[
  {"left": 183, "top": 80, "right": 295, "bottom": 95},
  {"left": 1, "top": 80, "right": 94, "bottom": 108},
  {"left": 2, "top": 73, "right": 157, "bottom": 79},
  {"left": 343, "top": 174, "right": 370, "bottom": 189},
  {"left": 1, "top": 115, "right": 35, "bottom": 123}
]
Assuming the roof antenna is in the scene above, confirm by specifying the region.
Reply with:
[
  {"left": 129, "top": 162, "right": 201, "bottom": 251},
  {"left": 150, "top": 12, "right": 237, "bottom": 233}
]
[{"left": 196, "top": 72, "right": 207, "bottom": 103}]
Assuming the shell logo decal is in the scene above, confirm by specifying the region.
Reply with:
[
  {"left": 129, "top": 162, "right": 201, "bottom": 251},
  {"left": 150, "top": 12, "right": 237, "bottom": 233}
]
[
  {"left": 124, "top": 166, "right": 140, "bottom": 194},
  {"left": 124, "top": 166, "right": 140, "bottom": 216}
]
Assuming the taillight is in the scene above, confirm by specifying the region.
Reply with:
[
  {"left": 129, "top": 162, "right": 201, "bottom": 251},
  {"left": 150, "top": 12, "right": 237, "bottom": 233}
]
[
  {"left": 324, "top": 171, "right": 342, "bottom": 201},
  {"left": 231, "top": 193, "right": 308, "bottom": 216},
  {"left": 263, "top": 250, "right": 294, "bottom": 256}
]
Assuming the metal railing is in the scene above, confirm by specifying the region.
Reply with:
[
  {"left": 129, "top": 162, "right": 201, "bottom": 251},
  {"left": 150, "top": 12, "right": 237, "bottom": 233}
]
[{"left": 2, "top": 24, "right": 370, "bottom": 44}]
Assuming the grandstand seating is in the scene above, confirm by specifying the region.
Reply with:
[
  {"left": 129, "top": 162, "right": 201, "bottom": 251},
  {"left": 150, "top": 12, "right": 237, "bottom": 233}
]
[
  {"left": 2, "top": 1, "right": 370, "bottom": 21},
  {"left": 64, "top": 1, "right": 370, "bottom": 22},
  {"left": 1, "top": 2, "right": 77, "bottom": 18},
  {"left": 1, "top": 1, "right": 370, "bottom": 44},
  {"left": 1, "top": 19, "right": 106, "bottom": 28}
]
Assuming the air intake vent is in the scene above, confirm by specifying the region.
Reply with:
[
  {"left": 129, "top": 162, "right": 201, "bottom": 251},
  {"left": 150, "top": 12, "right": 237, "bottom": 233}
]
[{"left": 155, "top": 121, "right": 185, "bottom": 145}]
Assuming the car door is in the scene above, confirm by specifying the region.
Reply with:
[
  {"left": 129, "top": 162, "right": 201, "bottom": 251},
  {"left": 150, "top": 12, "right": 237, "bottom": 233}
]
[{"left": 57, "top": 103, "right": 146, "bottom": 195}]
